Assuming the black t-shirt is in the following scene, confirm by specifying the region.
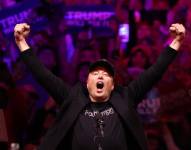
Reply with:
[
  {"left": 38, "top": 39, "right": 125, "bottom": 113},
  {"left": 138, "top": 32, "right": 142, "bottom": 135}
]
[{"left": 71, "top": 101, "right": 128, "bottom": 150}]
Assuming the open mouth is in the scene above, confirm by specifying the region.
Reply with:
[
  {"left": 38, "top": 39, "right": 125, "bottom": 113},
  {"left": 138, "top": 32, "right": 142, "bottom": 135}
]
[{"left": 96, "top": 81, "right": 104, "bottom": 89}]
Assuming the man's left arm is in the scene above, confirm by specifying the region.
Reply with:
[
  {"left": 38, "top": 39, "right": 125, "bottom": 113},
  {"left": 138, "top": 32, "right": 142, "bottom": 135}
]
[{"left": 127, "top": 23, "right": 186, "bottom": 106}]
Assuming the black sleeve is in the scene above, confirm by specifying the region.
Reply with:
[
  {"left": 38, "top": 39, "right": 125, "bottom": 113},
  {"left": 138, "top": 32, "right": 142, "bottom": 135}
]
[
  {"left": 24, "top": 108, "right": 47, "bottom": 144},
  {"left": 20, "top": 48, "right": 70, "bottom": 105},
  {"left": 126, "top": 46, "right": 178, "bottom": 107}
]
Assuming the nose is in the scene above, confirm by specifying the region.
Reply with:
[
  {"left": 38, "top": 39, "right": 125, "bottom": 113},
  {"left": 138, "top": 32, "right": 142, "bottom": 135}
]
[{"left": 98, "top": 73, "right": 103, "bottom": 79}]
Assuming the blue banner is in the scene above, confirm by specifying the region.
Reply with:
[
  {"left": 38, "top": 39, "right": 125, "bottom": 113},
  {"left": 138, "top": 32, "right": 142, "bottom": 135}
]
[
  {"left": 0, "top": 3, "right": 115, "bottom": 37},
  {"left": 0, "top": 0, "right": 48, "bottom": 37},
  {"left": 64, "top": 5, "right": 115, "bottom": 37},
  {"left": 64, "top": 5, "right": 115, "bottom": 27}
]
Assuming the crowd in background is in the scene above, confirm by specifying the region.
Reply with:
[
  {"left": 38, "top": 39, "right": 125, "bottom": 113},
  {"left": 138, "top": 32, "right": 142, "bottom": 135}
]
[{"left": 0, "top": 0, "right": 191, "bottom": 150}]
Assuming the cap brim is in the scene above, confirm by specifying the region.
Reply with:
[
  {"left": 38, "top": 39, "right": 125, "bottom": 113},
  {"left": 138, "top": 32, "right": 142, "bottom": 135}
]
[{"left": 89, "top": 59, "right": 115, "bottom": 77}]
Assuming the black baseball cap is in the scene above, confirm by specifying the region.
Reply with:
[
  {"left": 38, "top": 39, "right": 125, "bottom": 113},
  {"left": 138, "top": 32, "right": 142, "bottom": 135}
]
[{"left": 89, "top": 59, "right": 115, "bottom": 77}]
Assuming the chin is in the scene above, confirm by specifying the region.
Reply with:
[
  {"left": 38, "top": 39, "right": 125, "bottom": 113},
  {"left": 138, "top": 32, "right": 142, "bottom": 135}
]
[
  {"left": 95, "top": 95, "right": 108, "bottom": 102},
  {"left": 96, "top": 99, "right": 107, "bottom": 102}
]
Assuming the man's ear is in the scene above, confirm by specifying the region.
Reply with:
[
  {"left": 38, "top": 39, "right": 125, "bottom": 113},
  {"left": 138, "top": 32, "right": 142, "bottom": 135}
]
[
  {"left": 86, "top": 76, "right": 89, "bottom": 89},
  {"left": 111, "top": 79, "right": 114, "bottom": 91},
  {"left": 112, "top": 84, "right": 114, "bottom": 91}
]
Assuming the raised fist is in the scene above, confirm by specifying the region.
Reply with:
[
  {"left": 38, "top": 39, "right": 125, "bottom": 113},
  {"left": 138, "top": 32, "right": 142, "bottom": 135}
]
[
  {"left": 14, "top": 23, "right": 30, "bottom": 43},
  {"left": 169, "top": 23, "right": 186, "bottom": 42}
]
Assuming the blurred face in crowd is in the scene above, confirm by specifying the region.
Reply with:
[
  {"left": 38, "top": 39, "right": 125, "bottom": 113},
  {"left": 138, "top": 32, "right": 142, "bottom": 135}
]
[
  {"left": 131, "top": 51, "right": 148, "bottom": 69},
  {"left": 108, "top": 17, "right": 119, "bottom": 34},
  {"left": 78, "top": 63, "right": 90, "bottom": 85},
  {"left": 137, "top": 23, "right": 151, "bottom": 40},
  {"left": 79, "top": 50, "right": 95, "bottom": 62},
  {"left": 32, "top": 32, "right": 47, "bottom": 46},
  {"left": 87, "top": 67, "right": 114, "bottom": 102},
  {"left": 38, "top": 49, "right": 56, "bottom": 70}
]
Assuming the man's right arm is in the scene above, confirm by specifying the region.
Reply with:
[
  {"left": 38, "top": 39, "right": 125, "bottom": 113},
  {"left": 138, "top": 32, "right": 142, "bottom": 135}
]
[{"left": 14, "top": 23, "right": 69, "bottom": 105}]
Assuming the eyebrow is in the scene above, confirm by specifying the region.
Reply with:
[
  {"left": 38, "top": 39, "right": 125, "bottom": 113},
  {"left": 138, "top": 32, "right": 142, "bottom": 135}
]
[{"left": 92, "top": 70, "right": 108, "bottom": 73}]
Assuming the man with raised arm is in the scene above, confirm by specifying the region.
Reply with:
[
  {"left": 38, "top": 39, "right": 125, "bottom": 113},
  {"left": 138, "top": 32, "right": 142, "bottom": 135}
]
[{"left": 14, "top": 23, "right": 185, "bottom": 150}]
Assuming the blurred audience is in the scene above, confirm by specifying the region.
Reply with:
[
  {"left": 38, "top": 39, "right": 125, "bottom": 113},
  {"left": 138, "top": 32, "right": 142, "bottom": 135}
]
[{"left": 0, "top": 0, "right": 190, "bottom": 149}]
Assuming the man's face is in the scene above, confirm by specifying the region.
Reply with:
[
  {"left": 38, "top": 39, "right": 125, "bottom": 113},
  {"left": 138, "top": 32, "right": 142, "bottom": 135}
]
[{"left": 87, "top": 67, "right": 114, "bottom": 102}]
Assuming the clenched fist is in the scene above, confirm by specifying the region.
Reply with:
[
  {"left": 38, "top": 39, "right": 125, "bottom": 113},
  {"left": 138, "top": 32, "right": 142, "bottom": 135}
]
[
  {"left": 169, "top": 23, "right": 186, "bottom": 42},
  {"left": 14, "top": 23, "right": 30, "bottom": 51},
  {"left": 169, "top": 23, "right": 186, "bottom": 51},
  {"left": 14, "top": 23, "right": 30, "bottom": 42}
]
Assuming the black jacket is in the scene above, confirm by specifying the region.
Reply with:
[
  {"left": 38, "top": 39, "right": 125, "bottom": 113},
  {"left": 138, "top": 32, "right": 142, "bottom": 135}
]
[{"left": 21, "top": 46, "right": 177, "bottom": 150}]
